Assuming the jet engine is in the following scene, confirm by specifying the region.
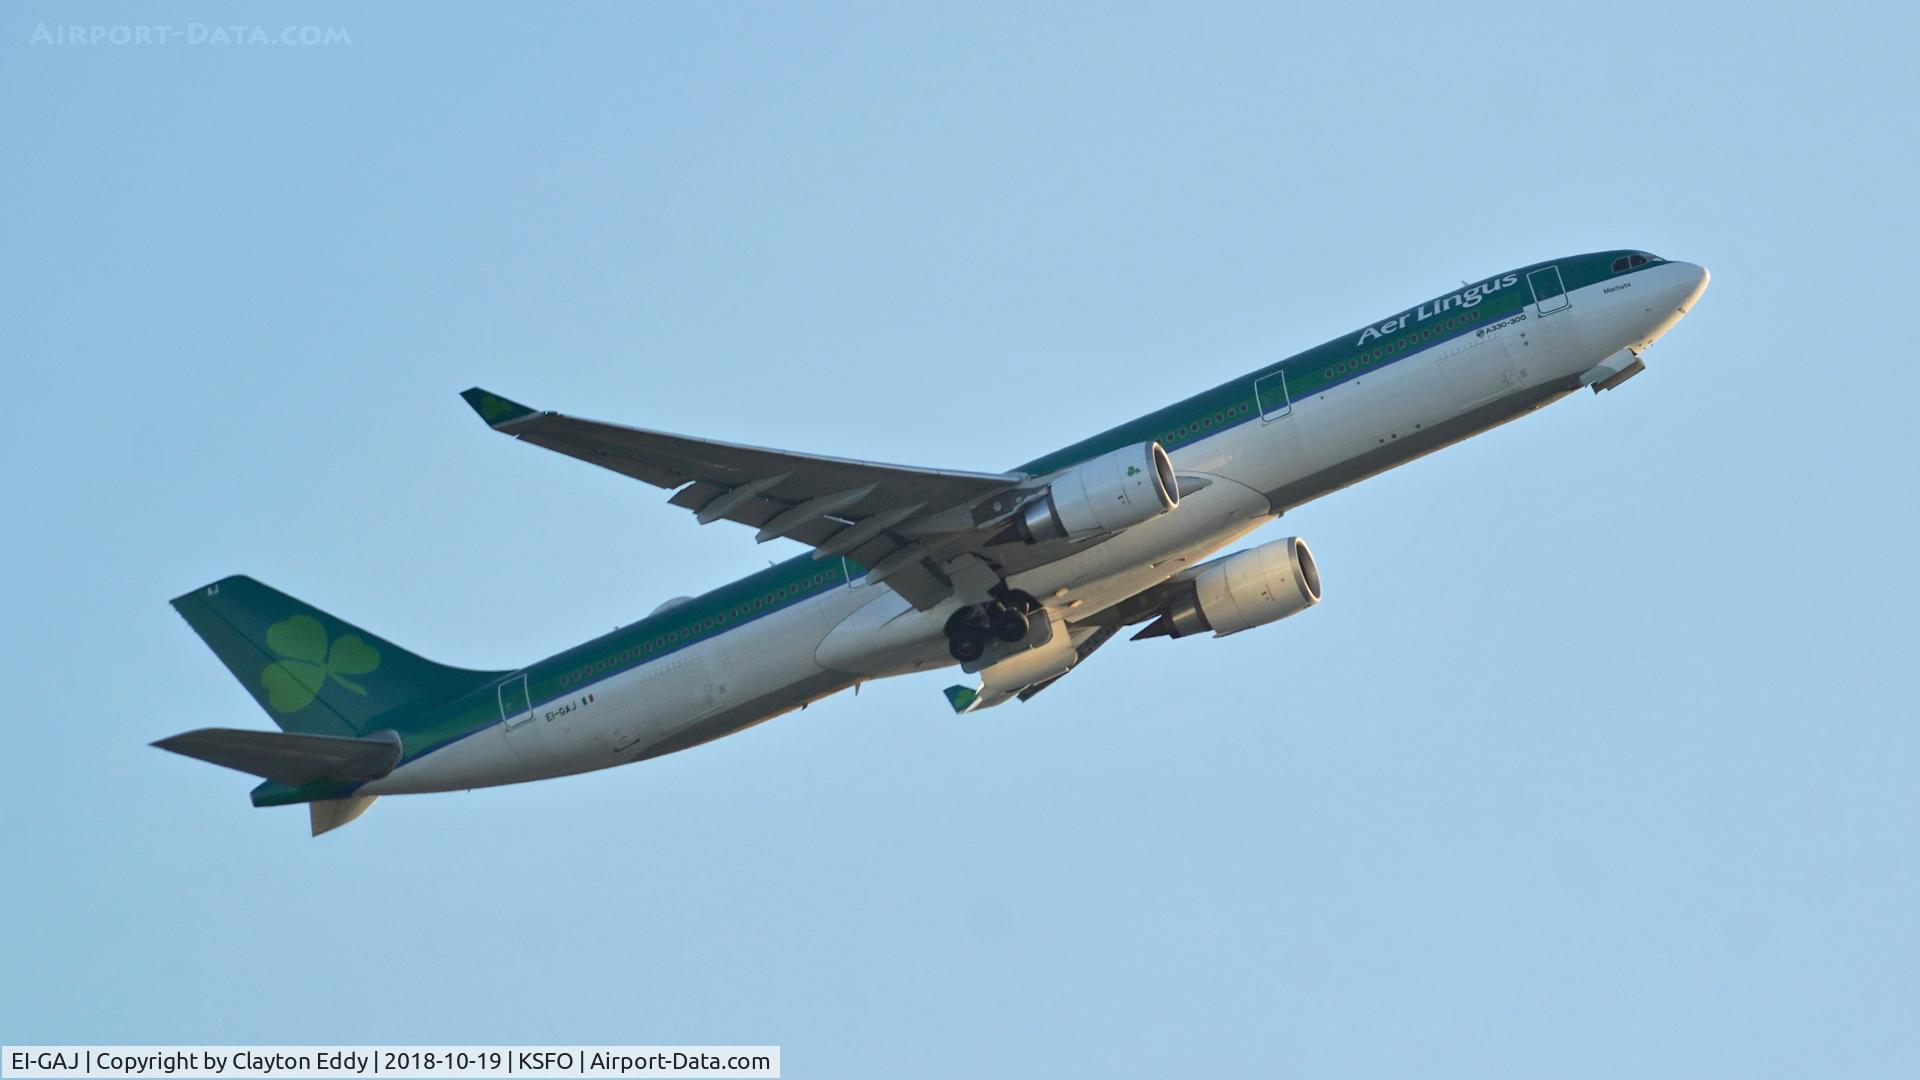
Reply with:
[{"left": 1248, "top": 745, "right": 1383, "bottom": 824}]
[
  {"left": 1141, "top": 536, "right": 1321, "bottom": 638},
  {"left": 1016, "top": 441, "right": 1179, "bottom": 544}
]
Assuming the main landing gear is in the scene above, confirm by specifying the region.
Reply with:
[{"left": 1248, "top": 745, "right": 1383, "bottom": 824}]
[{"left": 944, "top": 593, "right": 1039, "bottom": 663}]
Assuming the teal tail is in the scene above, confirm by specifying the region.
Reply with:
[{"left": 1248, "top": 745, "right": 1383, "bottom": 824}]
[
  {"left": 169, "top": 575, "right": 504, "bottom": 736},
  {"left": 162, "top": 576, "right": 507, "bottom": 833}
]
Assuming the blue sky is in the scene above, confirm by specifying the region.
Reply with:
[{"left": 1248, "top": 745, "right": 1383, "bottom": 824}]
[{"left": 3, "top": 3, "right": 1916, "bottom": 1076}]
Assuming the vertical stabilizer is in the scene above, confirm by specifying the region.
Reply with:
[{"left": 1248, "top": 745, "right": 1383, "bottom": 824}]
[
  {"left": 309, "top": 795, "right": 378, "bottom": 836},
  {"left": 170, "top": 576, "right": 506, "bottom": 737}
]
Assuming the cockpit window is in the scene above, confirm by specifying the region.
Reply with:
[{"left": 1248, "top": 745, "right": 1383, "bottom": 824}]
[
  {"left": 1612, "top": 252, "right": 1660, "bottom": 272},
  {"left": 1629, "top": 254, "right": 1649, "bottom": 267},
  {"left": 1612, "top": 256, "right": 1630, "bottom": 272}
]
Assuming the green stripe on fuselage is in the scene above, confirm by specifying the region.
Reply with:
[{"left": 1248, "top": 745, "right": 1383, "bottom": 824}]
[{"left": 1018, "top": 250, "right": 1664, "bottom": 475}]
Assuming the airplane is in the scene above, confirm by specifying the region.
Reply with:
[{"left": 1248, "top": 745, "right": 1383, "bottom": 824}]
[{"left": 157, "top": 250, "right": 1708, "bottom": 834}]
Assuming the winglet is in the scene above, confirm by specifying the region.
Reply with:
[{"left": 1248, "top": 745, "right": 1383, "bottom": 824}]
[
  {"left": 943, "top": 685, "right": 980, "bottom": 715},
  {"left": 460, "top": 387, "right": 538, "bottom": 428}
]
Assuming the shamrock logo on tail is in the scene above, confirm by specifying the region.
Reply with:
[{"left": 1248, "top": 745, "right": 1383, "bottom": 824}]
[{"left": 260, "top": 614, "right": 381, "bottom": 714}]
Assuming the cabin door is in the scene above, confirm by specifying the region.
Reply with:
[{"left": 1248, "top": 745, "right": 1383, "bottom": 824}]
[
  {"left": 1254, "top": 371, "right": 1292, "bottom": 420},
  {"left": 1526, "top": 265, "right": 1570, "bottom": 315},
  {"left": 498, "top": 673, "right": 534, "bottom": 731}
]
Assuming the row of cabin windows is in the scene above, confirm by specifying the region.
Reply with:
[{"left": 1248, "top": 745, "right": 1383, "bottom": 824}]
[
  {"left": 1321, "top": 306, "right": 1489, "bottom": 383},
  {"left": 1139, "top": 254, "right": 1662, "bottom": 449},
  {"left": 1160, "top": 401, "right": 1254, "bottom": 444},
  {"left": 1160, "top": 302, "right": 1503, "bottom": 443}
]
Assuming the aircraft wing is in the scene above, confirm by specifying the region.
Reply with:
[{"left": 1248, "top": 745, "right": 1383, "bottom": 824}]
[{"left": 461, "top": 388, "right": 1031, "bottom": 609}]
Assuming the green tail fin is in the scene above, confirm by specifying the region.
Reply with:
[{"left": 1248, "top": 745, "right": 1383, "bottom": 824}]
[{"left": 171, "top": 575, "right": 505, "bottom": 737}]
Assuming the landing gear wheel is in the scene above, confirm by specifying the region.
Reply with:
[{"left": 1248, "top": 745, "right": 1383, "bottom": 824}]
[
  {"left": 988, "top": 606, "right": 1030, "bottom": 643},
  {"left": 948, "top": 630, "right": 987, "bottom": 664}
]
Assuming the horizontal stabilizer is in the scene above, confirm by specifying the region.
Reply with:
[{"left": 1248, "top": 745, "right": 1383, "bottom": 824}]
[{"left": 153, "top": 728, "right": 402, "bottom": 787}]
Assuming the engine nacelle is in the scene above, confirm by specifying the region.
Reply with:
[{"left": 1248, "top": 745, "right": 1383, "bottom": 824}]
[
  {"left": 1016, "top": 441, "right": 1179, "bottom": 544},
  {"left": 1161, "top": 536, "right": 1321, "bottom": 638}
]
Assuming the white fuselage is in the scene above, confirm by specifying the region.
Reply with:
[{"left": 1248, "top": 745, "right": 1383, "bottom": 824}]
[{"left": 363, "top": 260, "right": 1707, "bottom": 796}]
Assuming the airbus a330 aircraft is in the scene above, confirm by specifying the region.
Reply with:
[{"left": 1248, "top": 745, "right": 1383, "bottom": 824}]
[{"left": 159, "top": 250, "right": 1708, "bottom": 834}]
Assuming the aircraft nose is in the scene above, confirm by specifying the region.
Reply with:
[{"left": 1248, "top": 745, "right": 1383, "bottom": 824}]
[
  {"left": 1671, "top": 261, "right": 1710, "bottom": 312},
  {"left": 1619, "top": 259, "right": 1710, "bottom": 351}
]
